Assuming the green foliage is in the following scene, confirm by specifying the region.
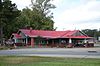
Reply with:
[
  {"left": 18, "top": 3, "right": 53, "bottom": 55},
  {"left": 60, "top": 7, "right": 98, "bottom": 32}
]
[
  {"left": 82, "top": 29, "right": 100, "bottom": 39},
  {"left": 31, "top": 0, "right": 56, "bottom": 18},
  {"left": 31, "top": 0, "right": 55, "bottom": 30},
  {"left": 0, "top": 0, "right": 20, "bottom": 38},
  {"left": 0, "top": 0, "right": 55, "bottom": 39},
  {"left": 17, "top": 0, "right": 55, "bottom": 30}
]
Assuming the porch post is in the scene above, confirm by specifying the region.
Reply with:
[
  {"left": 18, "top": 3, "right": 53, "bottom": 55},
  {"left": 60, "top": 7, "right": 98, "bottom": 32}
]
[
  {"left": 14, "top": 38, "right": 17, "bottom": 43},
  {"left": 59, "top": 39, "right": 61, "bottom": 47},
  {"left": 52, "top": 40, "right": 54, "bottom": 47},
  {"left": 84, "top": 39, "right": 87, "bottom": 43},
  {"left": 14, "top": 39, "right": 17, "bottom": 48},
  {"left": 46, "top": 40, "right": 48, "bottom": 48},
  {"left": 26, "top": 38, "right": 28, "bottom": 44},
  {"left": 52, "top": 40, "right": 54, "bottom": 44},
  {"left": 47, "top": 40, "right": 48, "bottom": 44},
  {"left": 67, "top": 38, "right": 73, "bottom": 48},
  {"left": 69, "top": 38, "right": 72, "bottom": 43},
  {"left": 31, "top": 38, "right": 34, "bottom": 47},
  {"left": 59, "top": 39, "right": 61, "bottom": 44},
  {"left": 84, "top": 39, "right": 88, "bottom": 47},
  {"left": 25, "top": 38, "right": 28, "bottom": 47}
]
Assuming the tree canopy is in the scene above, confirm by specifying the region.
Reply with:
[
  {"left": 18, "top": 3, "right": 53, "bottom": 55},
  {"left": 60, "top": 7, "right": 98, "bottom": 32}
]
[
  {"left": 82, "top": 29, "right": 100, "bottom": 40},
  {"left": 31, "top": 0, "right": 56, "bottom": 17},
  {"left": 0, "top": 0, "right": 20, "bottom": 39},
  {"left": 17, "top": 0, "right": 56, "bottom": 30},
  {"left": 0, "top": 0, "right": 56, "bottom": 40}
]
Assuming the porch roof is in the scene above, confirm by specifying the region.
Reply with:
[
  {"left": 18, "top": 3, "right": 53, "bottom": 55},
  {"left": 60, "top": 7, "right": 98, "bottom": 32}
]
[
  {"left": 12, "top": 33, "right": 22, "bottom": 38},
  {"left": 67, "top": 36, "right": 92, "bottom": 39}
]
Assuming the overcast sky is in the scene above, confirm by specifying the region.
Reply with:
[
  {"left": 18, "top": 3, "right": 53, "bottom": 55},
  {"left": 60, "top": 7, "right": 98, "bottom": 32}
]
[{"left": 11, "top": 0, "right": 100, "bottom": 30}]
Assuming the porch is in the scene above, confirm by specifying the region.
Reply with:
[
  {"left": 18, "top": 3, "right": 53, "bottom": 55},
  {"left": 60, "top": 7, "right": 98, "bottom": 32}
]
[{"left": 15, "top": 37, "right": 94, "bottom": 48}]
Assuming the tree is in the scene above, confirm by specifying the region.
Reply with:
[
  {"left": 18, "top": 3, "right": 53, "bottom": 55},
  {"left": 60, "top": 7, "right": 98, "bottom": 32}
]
[
  {"left": 0, "top": 0, "right": 56, "bottom": 42},
  {"left": 15, "top": 8, "right": 33, "bottom": 29},
  {"left": 16, "top": 0, "right": 56, "bottom": 30},
  {"left": 0, "top": 0, "right": 20, "bottom": 40},
  {"left": 30, "top": 0, "right": 56, "bottom": 30},
  {"left": 0, "top": 0, "right": 3, "bottom": 44},
  {"left": 82, "top": 29, "right": 100, "bottom": 40},
  {"left": 31, "top": 0, "right": 56, "bottom": 18}
]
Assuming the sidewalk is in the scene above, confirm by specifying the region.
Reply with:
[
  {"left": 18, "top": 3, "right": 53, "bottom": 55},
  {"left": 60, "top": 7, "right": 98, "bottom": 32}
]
[
  {"left": 19, "top": 54, "right": 100, "bottom": 58},
  {"left": 12, "top": 47, "right": 100, "bottom": 52}
]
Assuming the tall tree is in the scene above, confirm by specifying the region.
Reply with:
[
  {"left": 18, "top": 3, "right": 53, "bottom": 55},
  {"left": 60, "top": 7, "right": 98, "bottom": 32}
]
[
  {"left": 31, "top": 0, "right": 56, "bottom": 18},
  {"left": 17, "top": 0, "right": 56, "bottom": 30},
  {"left": 0, "top": 0, "right": 3, "bottom": 44},
  {"left": 30, "top": 0, "right": 56, "bottom": 30},
  {"left": 0, "top": 0, "right": 20, "bottom": 40}
]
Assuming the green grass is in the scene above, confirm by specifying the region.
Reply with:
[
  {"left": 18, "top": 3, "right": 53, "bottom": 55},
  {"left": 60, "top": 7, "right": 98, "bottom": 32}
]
[
  {"left": 0, "top": 56, "right": 100, "bottom": 66},
  {"left": 0, "top": 46, "right": 9, "bottom": 50}
]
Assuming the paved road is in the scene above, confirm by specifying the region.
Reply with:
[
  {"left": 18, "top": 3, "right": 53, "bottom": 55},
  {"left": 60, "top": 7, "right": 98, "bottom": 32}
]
[{"left": 0, "top": 48, "right": 100, "bottom": 58}]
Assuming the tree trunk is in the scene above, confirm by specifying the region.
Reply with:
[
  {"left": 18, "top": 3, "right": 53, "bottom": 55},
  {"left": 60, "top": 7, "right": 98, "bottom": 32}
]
[{"left": 0, "top": 25, "right": 3, "bottom": 46}]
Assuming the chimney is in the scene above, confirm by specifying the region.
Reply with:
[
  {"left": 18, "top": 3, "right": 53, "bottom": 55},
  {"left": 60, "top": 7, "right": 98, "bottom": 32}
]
[{"left": 30, "top": 27, "right": 32, "bottom": 33}]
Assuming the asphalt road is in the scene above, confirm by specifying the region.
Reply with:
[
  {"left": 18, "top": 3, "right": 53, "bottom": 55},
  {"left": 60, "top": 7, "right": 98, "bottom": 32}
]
[{"left": 0, "top": 48, "right": 100, "bottom": 58}]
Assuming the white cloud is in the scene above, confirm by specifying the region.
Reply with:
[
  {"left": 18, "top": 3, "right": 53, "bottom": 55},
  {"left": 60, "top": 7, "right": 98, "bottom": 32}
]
[
  {"left": 11, "top": 0, "right": 31, "bottom": 10},
  {"left": 59, "top": 1, "right": 100, "bottom": 22},
  {"left": 51, "top": 0, "right": 63, "bottom": 7},
  {"left": 54, "top": 0, "right": 100, "bottom": 30},
  {"left": 11, "top": 0, "right": 63, "bottom": 10}
]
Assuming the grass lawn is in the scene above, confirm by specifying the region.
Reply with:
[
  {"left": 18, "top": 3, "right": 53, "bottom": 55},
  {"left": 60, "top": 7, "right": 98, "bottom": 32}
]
[{"left": 0, "top": 56, "right": 100, "bottom": 66}]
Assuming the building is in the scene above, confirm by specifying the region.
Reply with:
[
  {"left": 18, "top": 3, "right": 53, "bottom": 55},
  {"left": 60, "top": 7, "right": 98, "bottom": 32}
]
[{"left": 10, "top": 29, "right": 94, "bottom": 48}]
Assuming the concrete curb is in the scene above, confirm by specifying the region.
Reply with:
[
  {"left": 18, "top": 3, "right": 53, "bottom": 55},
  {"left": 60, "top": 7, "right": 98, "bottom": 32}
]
[{"left": 19, "top": 54, "right": 100, "bottom": 58}]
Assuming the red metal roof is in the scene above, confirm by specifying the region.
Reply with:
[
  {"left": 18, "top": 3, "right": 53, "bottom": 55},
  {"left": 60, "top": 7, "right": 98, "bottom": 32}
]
[
  {"left": 19, "top": 29, "right": 67, "bottom": 38},
  {"left": 60, "top": 30, "right": 79, "bottom": 38},
  {"left": 12, "top": 33, "right": 22, "bottom": 38},
  {"left": 18, "top": 29, "right": 91, "bottom": 39},
  {"left": 68, "top": 36, "right": 92, "bottom": 39}
]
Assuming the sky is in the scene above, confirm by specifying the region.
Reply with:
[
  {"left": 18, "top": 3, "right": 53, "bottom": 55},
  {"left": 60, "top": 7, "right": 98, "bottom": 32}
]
[{"left": 11, "top": 0, "right": 100, "bottom": 30}]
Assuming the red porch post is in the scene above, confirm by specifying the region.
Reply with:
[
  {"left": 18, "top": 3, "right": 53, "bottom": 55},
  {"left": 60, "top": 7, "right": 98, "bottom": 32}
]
[{"left": 31, "top": 38, "right": 34, "bottom": 47}]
